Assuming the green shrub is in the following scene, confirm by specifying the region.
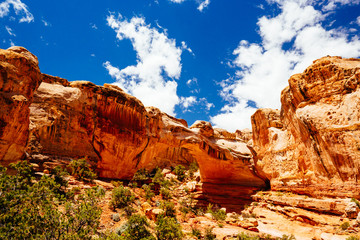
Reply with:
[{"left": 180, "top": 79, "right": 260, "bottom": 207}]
[
  {"left": 69, "top": 158, "right": 97, "bottom": 182},
  {"left": 204, "top": 227, "right": 216, "bottom": 240},
  {"left": 340, "top": 221, "right": 350, "bottom": 230},
  {"left": 124, "top": 206, "right": 136, "bottom": 217},
  {"left": 351, "top": 198, "right": 360, "bottom": 208},
  {"left": 152, "top": 168, "right": 165, "bottom": 184},
  {"left": 142, "top": 184, "right": 155, "bottom": 201},
  {"left": 346, "top": 236, "right": 360, "bottom": 240},
  {"left": 206, "top": 203, "right": 226, "bottom": 221},
  {"left": 280, "top": 234, "right": 296, "bottom": 240},
  {"left": 236, "top": 232, "right": 260, "bottom": 240},
  {"left": 110, "top": 185, "right": 135, "bottom": 210},
  {"left": 160, "top": 187, "right": 172, "bottom": 199},
  {"left": 191, "top": 227, "right": 202, "bottom": 239},
  {"left": 156, "top": 216, "right": 183, "bottom": 240},
  {"left": 0, "top": 161, "right": 102, "bottom": 240},
  {"left": 128, "top": 182, "right": 138, "bottom": 188},
  {"left": 133, "top": 168, "right": 150, "bottom": 181},
  {"left": 122, "top": 214, "right": 155, "bottom": 240},
  {"left": 161, "top": 201, "right": 176, "bottom": 218},
  {"left": 212, "top": 208, "right": 226, "bottom": 221},
  {"left": 174, "top": 165, "right": 186, "bottom": 181},
  {"left": 112, "top": 181, "right": 123, "bottom": 188},
  {"left": 189, "top": 161, "right": 199, "bottom": 178}
]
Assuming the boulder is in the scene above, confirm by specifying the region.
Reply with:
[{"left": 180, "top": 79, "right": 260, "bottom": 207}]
[{"left": 345, "top": 202, "right": 359, "bottom": 219}]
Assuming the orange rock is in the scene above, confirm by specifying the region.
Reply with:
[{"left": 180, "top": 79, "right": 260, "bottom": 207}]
[
  {"left": 0, "top": 47, "right": 42, "bottom": 163},
  {"left": 252, "top": 56, "right": 360, "bottom": 198}
]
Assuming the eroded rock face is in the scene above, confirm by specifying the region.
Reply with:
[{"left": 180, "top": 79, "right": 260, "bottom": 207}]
[
  {"left": 27, "top": 78, "right": 268, "bottom": 209},
  {"left": 0, "top": 47, "right": 42, "bottom": 162},
  {"left": 252, "top": 56, "right": 360, "bottom": 198},
  {"left": 27, "top": 80, "right": 268, "bottom": 209}
]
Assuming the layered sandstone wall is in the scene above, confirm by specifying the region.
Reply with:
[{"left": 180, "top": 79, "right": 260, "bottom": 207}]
[
  {"left": 252, "top": 56, "right": 360, "bottom": 198},
  {"left": 0, "top": 47, "right": 42, "bottom": 163},
  {"left": 0, "top": 45, "right": 266, "bottom": 202}
]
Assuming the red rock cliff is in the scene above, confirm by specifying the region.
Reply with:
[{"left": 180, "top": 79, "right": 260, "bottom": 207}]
[
  {"left": 252, "top": 56, "right": 360, "bottom": 198},
  {"left": 0, "top": 47, "right": 42, "bottom": 163}
]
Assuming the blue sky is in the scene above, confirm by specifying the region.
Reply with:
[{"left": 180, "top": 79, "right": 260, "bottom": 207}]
[{"left": 1, "top": 0, "right": 360, "bottom": 131}]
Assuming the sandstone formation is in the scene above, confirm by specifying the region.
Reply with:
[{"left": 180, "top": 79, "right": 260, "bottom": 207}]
[
  {"left": 2, "top": 45, "right": 360, "bottom": 213},
  {"left": 28, "top": 79, "right": 267, "bottom": 209},
  {"left": 0, "top": 47, "right": 42, "bottom": 163},
  {"left": 0, "top": 46, "right": 264, "bottom": 210},
  {"left": 252, "top": 56, "right": 360, "bottom": 198}
]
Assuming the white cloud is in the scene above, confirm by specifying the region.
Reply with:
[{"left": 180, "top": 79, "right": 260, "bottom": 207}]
[
  {"left": 90, "top": 53, "right": 95, "bottom": 57},
  {"left": 104, "top": 14, "right": 184, "bottom": 115},
  {"left": 179, "top": 96, "right": 214, "bottom": 112},
  {"left": 0, "top": 0, "right": 33, "bottom": 23},
  {"left": 322, "top": 0, "right": 360, "bottom": 11},
  {"left": 181, "top": 41, "right": 194, "bottom": 55},
  {"left": 180, "top": 96, "right": 197, "bottom": 109},
  {"left": 186, "top": 77, "right": 198, "bottom": 87},
  {"left": 42, "top": 19, "right": 50, "bottom": 27},
  {"left": 197, "top": 0, "right": 210, "bottom": 12},
  {"left": 169, "top": 0, "right": 185, "bottom": 3},
  {"left": 186, "top": 77, "right": 200, "bottom": 93},
  {"left": 211, "top": 0, "right": 360, "bottom": 132},
  {"left": 169, "top": 0, "right": 210, "bottom": 12},
  {"left": 90, "top": 23, "right": 97, "bottom": 29},
  {"left": 357, "top": 16, "right": 360, "bottom": 26},
  {"left": 5, "top": 25, "right": 15, "bottom": 36}
]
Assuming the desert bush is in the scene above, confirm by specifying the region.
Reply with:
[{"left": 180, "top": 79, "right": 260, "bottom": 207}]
[
  {"left": 341, "top": 221, "right": 350, "bottom": 230},
  {"left": 346, "top": 236, "right": 360, "bottom": 240},
  {"left": 0, "top": 161, "right": 102, "bottom": 239},
  {"left": 204, "top": 227, "right": 216, "bottom": 240},
  {"left": 128, "top": 182, "right": 138, "bottom": 188},
  {"left": 156, "top": 216, "right": 183, "bottom": 240},
  {"left": 206, "top": 203, "right": 226, "bottom": 221},
  {"left": 236, "top": 232, "right": 260, "bottom": 240},
  {"left": 142, "top": 184, "right": 155, "bottom": 201},
  {"left": 212, "top": 208, "right": 226, "bottom": 221},
  {"left": 189, "top": 161, "right": 199, "bottom": 178},
  {"left": 160, "top": 187, "right": 172, "bottom": 199},
  {"left": 174, "top": 165, "right": 186, "bottom": 181},
  {"left": 191, "top": 227, "right": 202, "bottom": 239},
  {"left": 122, "top": 214, "right": 155, "bottom": 240},
  {"left": 69, "top": 158, "right": 97, "bottom": 182},
  {"left": 112, "top": 181, "right": 123, "bottom": 188},
  {"left": 161, "top": 201, "right": 176, "bottom": 218},
  {"left": 351, "top": 198, "right": 360, "bottom": 208},
  {"left": 110, "top": 185, "right": 135, "bottom": 210},
  {"left": 152, "top": 168, "right": 165, "bottom": 184},
  {"left": 133, "top": 168, "right": 150, "bottom": 181},
  {"left": 280, "top": 234, "right": 296, "bottom": 240}
]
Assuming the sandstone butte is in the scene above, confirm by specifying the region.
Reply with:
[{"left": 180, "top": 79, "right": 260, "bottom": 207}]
[{"left": 1, "top": 46, "right": 360, "bottom": 208}]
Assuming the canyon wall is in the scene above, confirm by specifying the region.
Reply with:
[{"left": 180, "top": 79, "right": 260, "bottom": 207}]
[
  {"left": 0, "top": 47, "right": 266, "bottom": 209},
  {"left": 0, "top": 47, "right": 42, "bottom": 163},
  {"left": 252, "top": 56, "right": 360, "bottom": 198},
  {"left": 2, "top": 46, "right": 360, "bottom": 205}
]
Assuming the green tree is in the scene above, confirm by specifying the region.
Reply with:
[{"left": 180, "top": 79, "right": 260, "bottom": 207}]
[
  {"left": 110, "top": 185, "right": 135, "bottom": 210},
  {"left": 0, "top": 161, "right": 103, "bottom": 240},
  {"left": 122, "top": 214, "right": 155, "bottom": 240},
  {"left": 156, "top": 216, "right": 183, "bottom": 240},
  {"left": 69, "top": 158, "right": 97, "bottom": 182},
  {"left": 173, "top": 165, "right": 186, "bottom": 181}
]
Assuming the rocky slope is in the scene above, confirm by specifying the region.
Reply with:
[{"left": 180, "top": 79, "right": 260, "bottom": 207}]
[{"left": 252, "top": 56, "right": 360, "bottom": 198}]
